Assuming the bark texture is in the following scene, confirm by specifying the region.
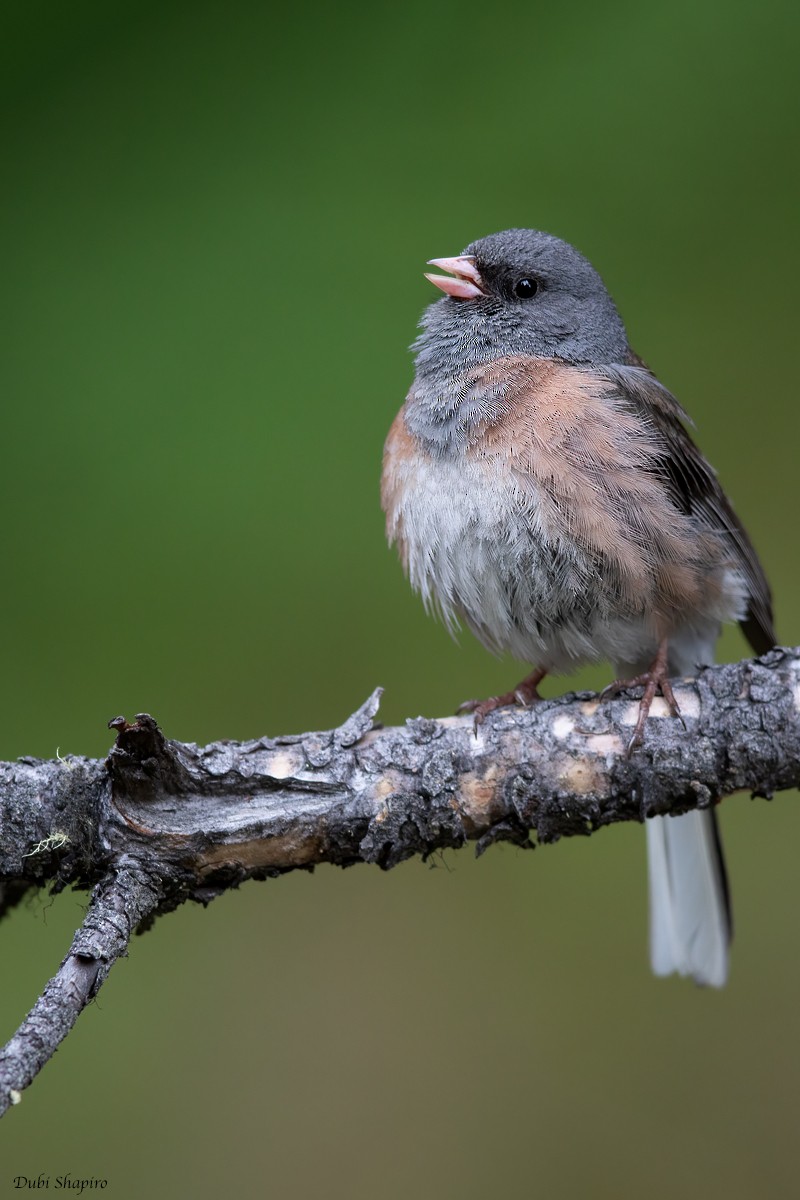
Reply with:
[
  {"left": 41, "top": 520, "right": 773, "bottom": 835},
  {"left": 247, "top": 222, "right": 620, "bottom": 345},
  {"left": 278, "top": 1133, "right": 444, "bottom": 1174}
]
[{"left": 1, "top": 647, "right": 798, "bottom": 1114}]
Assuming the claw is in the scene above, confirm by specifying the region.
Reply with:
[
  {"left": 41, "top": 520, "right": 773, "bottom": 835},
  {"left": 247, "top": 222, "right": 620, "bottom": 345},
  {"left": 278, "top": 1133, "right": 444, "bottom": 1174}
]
[
  {"left": 456, "top": 668, "right": 547, "bottom": 734},
  {"left": 601, "top": 639, "right": 683, "bottom": 756}
]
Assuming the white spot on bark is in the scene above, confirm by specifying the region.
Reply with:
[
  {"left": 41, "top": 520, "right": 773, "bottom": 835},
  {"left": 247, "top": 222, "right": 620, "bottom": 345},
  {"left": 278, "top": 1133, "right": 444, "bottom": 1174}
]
[
  {"left": 586, "top": 734, "right": 624, "bottom": 756},
  {"left": 267, "top": 751, "right": 300, "bottom": 780},
  {"left": 552, "top": 714, "right": 575, "bottom": 739}
]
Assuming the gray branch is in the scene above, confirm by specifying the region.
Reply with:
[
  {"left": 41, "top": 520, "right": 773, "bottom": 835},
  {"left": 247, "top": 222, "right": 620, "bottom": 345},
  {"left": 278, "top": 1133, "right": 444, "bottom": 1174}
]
[
  {"left": 0, "top": 861, "right": 163, "bottom": 1115},
  {"left": 1, "top": 647, "right": 798, "bottom": 1115}
]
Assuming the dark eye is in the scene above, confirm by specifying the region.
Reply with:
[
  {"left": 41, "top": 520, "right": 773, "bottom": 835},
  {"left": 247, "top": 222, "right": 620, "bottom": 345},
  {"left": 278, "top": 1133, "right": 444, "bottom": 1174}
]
[{"left": 514, "top": 278, "right": 539, "bottom": 299}]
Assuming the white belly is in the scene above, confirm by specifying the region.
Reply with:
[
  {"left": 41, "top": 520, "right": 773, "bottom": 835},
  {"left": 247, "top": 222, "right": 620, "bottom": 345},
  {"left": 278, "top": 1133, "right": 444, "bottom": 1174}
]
[{"left": 389, "top": 453, "right": 657, "bottom": 669}]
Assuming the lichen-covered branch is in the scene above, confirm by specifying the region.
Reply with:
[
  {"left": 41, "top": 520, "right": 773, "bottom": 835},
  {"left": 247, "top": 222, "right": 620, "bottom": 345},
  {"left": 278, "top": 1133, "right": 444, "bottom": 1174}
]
[{"left": 1, "top": 647, "right": 798, "bottom": 1113}]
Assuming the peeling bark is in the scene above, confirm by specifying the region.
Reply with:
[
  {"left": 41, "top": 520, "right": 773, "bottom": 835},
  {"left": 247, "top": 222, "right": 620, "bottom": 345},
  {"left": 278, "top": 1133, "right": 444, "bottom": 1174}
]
[{"left": 0, "top": 648, "right": 798, "bottom": 1114}]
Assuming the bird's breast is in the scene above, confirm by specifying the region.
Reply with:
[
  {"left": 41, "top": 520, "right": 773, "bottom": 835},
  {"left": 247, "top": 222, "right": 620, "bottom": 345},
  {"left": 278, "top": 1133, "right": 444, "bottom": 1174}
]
[
  {"left": 381, "top": 402, "right": 606, "bottom": 664},
  {"left": 381, "top": 355, "right": 746, "bottom": 670}
]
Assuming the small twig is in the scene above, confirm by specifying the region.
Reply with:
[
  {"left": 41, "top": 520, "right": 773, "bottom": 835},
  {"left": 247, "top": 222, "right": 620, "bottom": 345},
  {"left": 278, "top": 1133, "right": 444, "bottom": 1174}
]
[{"left": 0, "top": 858, "right": 164, "bottom": 1115}]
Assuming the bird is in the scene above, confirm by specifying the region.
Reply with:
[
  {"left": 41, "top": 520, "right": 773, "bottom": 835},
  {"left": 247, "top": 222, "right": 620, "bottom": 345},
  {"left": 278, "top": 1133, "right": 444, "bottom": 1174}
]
[{"left": 381, "top": 228, "right": 775, "bottom": 987}]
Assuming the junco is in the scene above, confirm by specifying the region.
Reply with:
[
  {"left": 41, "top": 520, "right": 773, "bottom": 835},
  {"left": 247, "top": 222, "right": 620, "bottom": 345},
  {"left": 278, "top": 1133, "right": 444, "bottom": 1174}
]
[{"left": 381, "top": 228, "right": 775, "bottom": 987}]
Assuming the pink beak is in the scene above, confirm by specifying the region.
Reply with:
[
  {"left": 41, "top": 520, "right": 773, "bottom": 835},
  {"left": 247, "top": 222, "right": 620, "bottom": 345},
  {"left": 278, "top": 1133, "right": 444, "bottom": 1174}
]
[{"left": 424, "top": 255, "right": 486, "bottom": 300}]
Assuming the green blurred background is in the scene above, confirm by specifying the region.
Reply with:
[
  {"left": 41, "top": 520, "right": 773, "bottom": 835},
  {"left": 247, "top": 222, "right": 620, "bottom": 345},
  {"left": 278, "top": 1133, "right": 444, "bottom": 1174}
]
[{"left": 2, "top": 0, "right": 799, "bottom": 1194}]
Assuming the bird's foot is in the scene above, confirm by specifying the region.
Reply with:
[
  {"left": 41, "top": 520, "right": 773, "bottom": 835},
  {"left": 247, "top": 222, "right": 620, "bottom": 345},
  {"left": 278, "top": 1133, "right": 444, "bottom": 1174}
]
[
  {"left": 600, "top": 640, "right": 685, "bottom": 756},
  {"left": 457, "top": 668, "right": 547, "bottom": 733}
]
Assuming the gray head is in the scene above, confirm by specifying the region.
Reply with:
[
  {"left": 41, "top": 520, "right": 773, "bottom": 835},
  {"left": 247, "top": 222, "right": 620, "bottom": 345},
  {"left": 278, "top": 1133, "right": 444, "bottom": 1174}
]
[{"left": 412, "top": 229, "right": 630, "bottom": 381}]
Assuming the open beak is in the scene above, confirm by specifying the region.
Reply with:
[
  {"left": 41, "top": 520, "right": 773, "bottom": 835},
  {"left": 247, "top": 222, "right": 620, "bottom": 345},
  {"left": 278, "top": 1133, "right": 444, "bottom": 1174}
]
[{"left": 424, "top": 255, "right": 486, "bottom": 300}]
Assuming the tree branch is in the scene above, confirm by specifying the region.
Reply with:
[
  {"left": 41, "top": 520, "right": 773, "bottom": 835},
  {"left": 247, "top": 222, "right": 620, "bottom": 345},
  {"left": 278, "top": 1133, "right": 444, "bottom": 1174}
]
[
  {"left": 0, "top": 860, "right": 163, "bottom": 1116},
  {"left": 1, "top": 647, "right": 798, "bottom": 1112}
]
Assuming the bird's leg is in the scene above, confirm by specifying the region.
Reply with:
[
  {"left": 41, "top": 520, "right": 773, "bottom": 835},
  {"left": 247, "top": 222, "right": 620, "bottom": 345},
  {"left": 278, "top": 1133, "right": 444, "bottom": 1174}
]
[
  {"left": 600, "top": 638, "right": 684, "bottom": 756},
  {"left": 458, "top": 667, "right": 547, "bottom": 732}
]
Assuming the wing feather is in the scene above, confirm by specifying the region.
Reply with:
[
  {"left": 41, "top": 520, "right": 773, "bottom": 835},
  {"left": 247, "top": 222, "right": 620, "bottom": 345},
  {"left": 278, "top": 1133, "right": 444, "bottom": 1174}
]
[{"left": 601, "top": 362, "right": 775, "bottom": 654}]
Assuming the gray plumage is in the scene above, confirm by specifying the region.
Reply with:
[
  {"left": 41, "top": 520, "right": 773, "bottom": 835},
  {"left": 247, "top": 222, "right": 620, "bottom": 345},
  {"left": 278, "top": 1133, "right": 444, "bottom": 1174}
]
[
  {"left": 412, "top": 229, "right": 629, "bottom": 394},
  {"left": 382, "top": 227, "right": 776, "bottom": 986}
]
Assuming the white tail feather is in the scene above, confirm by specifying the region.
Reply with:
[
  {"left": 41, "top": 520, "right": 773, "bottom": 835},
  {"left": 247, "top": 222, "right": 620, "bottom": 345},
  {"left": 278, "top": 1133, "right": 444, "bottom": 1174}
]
[
  {"left": 617, "top": 633, "right": 731, "bottom": 986},
  {"left": 646, "top": 809, "right": 730, "bottom": 987}
]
